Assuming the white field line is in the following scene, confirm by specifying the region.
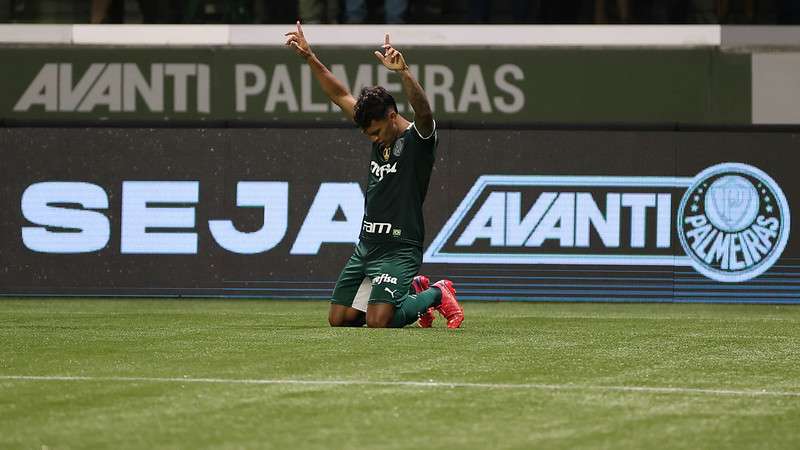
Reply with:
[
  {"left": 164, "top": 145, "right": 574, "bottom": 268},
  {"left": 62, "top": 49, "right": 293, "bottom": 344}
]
[{"left": 1, "top": 375, "right": 798, "bottom": 398}]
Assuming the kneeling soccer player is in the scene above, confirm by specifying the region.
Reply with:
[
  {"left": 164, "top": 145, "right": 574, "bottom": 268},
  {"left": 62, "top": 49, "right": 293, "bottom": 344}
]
[{"left": 284, "top": 22, "right": 464, "bottom": 328}]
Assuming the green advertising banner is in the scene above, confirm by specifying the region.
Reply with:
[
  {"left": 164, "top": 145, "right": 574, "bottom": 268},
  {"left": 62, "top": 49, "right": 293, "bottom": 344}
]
[{"left": 0, "top": 46, "right": 750, "bottom": 124}]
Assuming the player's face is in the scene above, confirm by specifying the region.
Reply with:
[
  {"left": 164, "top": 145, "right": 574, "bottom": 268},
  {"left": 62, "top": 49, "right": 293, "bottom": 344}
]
[{"left": 363, "top": 112, "right": 398, "bottom": 148}]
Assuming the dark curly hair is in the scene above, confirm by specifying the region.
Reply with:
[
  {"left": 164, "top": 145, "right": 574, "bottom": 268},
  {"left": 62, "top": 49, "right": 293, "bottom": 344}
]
[{"left": 353, "top": 86, "right": 397, "bottom": 129}]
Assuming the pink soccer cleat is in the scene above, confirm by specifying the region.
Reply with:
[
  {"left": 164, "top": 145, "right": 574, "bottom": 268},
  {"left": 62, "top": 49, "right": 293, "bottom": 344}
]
[
  {"left": 411, "top": 275, "right": 430, "bottom": 294},
  {"left": 412, "top": 275, "right": 435, "bottom": 328},
  {"left": 433, "top": 279, "right": 464, "bottom": 329}
]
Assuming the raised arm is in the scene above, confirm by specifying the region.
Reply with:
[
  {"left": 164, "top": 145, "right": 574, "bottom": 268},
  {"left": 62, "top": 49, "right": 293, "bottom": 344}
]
[
  {"left": 374, "top": 33, "right": 434, "bottom": 137},
  {"left": 285, "top": 21, "right": 356, "bottom": 120}
]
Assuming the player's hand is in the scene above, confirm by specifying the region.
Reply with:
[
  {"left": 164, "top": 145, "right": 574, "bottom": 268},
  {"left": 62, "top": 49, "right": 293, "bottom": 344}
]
[
  {"left": 374, "top": 33, "right": 408, "bottom": 72},
  {"left": 284, "top": 21, "right": 313, "bottom": 59}
]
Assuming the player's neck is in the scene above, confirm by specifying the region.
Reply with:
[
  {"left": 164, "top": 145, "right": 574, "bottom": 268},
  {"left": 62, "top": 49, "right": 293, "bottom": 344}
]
[{"left": 394, "top": 115, "right": 411, "bottom": 134}]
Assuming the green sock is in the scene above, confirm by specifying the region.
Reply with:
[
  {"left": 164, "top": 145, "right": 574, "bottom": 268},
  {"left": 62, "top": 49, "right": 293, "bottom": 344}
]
[{"left": 389, "top": 288, "right": 442, "bottom": 328}]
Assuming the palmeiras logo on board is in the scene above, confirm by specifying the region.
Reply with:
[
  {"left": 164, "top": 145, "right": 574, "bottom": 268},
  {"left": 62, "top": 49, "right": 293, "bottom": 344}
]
[
  {"left": 677, "top": 163, "right": 790, "bottom": 282},
  {"left": 424, "top": 163, "right": 790, "bottom": 283}
]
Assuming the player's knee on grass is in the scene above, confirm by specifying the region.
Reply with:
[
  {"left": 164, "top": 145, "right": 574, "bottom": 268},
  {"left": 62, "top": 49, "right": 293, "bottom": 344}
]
[
  {"left": 365, "top": 302, "right": 395, "bottom": 328},
  {"left": 328, "top": 304, "right": 365, "bottom": 327}
]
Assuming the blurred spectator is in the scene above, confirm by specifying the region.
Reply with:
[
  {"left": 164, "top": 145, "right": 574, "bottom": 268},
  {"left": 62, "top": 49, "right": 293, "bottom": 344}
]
[
  {"left": 407, "top": 0, "right": 443, "bottom": 23},
  {"left": 254, "top": 1, "right": 297, "bottom": 23},
  {"left": 182, "top": 0, "right": 254, "bottom": 23},
  {"left": 594, "top": 0, "right": 630, "bottom": 23},
  {"left": 717, "top": 0, "right": 756, "bottom": 23},
  {"left": 89, "top": 0, "right": 264, "bottom": 24},
  {"left": 345, "top": 0, "right": 406, "bottom": 23},
  {"left": 9, "top": 0, "right": 73, "bottom": 22},
  {"left": 91, "top": 0, "right": 163, "bottom": 23},
  {"left": 299, "top": 0, "right": 339, "bottom": 23},
  {"left": 91, "top": 0, "right": 116, "bottom": 22}
]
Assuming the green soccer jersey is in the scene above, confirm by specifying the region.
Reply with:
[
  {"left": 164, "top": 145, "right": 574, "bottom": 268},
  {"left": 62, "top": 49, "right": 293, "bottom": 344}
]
[{"left": 359, "top": 122, "right": 438, "bottom": 247}]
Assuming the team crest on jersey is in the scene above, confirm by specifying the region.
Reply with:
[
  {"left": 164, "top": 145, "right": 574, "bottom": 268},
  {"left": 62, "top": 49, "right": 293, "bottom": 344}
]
[
  {"left": 392, "top": 138, "right": 405, "bottom": 157},
  {"left": 382, "top": 146, "right": 390, "bottom": 162}
]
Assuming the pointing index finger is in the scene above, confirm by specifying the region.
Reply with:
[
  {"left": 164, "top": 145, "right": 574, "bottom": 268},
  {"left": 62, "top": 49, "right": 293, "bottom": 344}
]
[
  {"left": 297, "top": 20, "right": 304, "bottom": 37},
  {"left": 384, "top": 32, "right": 390, "bottom": 46}
]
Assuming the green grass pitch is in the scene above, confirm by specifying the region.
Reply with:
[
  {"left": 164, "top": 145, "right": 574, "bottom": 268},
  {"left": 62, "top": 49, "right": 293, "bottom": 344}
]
[{"left": 1, "top": 299, "right": 799, "bottom": 449}]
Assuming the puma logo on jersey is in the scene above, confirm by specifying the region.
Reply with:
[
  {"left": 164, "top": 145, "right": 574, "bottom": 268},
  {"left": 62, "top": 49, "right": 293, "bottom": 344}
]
[
  {"left": 384, "top": 287, "right": 398, "bottom": 299},
  {"left": 370, "top": 161, "right": 397, "bottom": 181}
]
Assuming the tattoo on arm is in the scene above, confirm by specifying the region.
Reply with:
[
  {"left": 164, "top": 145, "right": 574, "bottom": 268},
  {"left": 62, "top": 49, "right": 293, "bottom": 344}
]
[{"left": 400, "top": 70, "right": 434, "bottom": 137}]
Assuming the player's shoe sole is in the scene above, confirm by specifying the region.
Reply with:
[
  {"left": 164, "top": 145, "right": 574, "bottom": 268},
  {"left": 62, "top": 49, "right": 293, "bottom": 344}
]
[
  {"left": 433, "top": 279, "right": 464, "bottom": 329},
  {"left": 412, "top": 275, "right": 435, "bottom": 328}
]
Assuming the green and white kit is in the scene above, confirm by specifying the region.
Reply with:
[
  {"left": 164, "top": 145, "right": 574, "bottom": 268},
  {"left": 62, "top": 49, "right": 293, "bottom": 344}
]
[{"left": 332, "top": 121, "right": 437, "bottom": 311}]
